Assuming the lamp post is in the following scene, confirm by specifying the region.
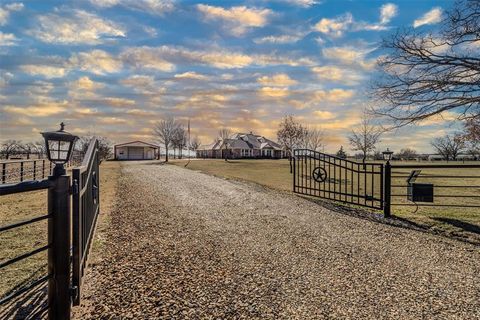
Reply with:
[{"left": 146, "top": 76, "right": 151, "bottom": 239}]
[
  {"left": 41, "top": 122, "right": 77, "bottom": 320},
  {"left": 382, "top": 148, "right": 393, "bottom": 218},
  {"left": 41, "top": 122, "right": 78, "bottom": 176},
  {"left": 382, "top": 148, "right": 394, "bottom": 163}
]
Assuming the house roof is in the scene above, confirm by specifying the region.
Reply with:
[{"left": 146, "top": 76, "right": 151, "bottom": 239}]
[
  {"left": 114, "top": 140, "right": 159, "bottom": 149},
  {"left": 198, "top": 132, "right": 283, "bottom": 151}
]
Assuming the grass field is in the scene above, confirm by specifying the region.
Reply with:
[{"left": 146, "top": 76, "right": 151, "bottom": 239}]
[
  {"left": 171, "top": 158, "right": 480, "bottom": 242},
  {"left": 0, "top": 161, "right": 120, "bottom": 301}
]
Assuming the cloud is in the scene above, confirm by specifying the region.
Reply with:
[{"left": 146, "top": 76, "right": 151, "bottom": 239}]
[
  {"left": 313, "top": 110, "right": 336, "bottom": 120},
  {"left": 314, "top": 4, "right": 397, "bottom": 37},
  {"left": 257, "top": 73, "right": 297, "bottom": 86},
  {"left": 314, "top": 13, "right": 353, "bottom": 38},
  {"left": 3, "top": 100, "right": 68, "bottom": 117},
  {"left": 70, "top": 76, "right": 104, "bottom": 91},
  {"left": 311, "top": 88, "right": 355, "bottom": 103},
  {"left": 90, "top": 0, "right": 174, "bottom": 15},
  {"left": 197, "top": 4, "right": 272, "bottom": 36},
  {"left": 120, "top": 74, "right": 155, "bottom": 88},
  {"left": 253, "top": 33, "right": 304, "bottom": 44},
  {"left": 174, "top": 71, "right": 209, "bottom": 80},
  {"left": 311, "top": 65, "right": 363, "bottom": 85},
  {"left": 380, "top": 3, "right": 398, "bottom": 24},
  {"left": 70, "top": 50, "right": 123, "bottom": 75},
  {"left": 30, "top": 10, "right": 125, "bottom": 44},
  {"left": 120, "top": 47, "right": 175, "bottom": 71},
  {"left": 279, "top": 0, "right": 319, "bottom": 7},
  {"left": 102, "top": 97, "right": 136, "bottom": 107},
  {"left": 0, "top": 32, "right": 17, "bottom": 46},
  {"left": 413, "top": 7, "right": 442, "bottom": 28},
  {"left": 0, "top": 2, "right": 23, "bottom": 26},
  {"left": 322, "top": 45, "right": 376, "bottom": 70},
  {"left": 258, "top": 86, "right": 290, "bottom": 98},
  {"left": 20, "top": 64, "right": 67, "bottom": 78}
]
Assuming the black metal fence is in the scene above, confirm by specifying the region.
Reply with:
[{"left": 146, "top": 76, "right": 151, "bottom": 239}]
[
  {"left": 387, "top": 163, "right": 480, "bottom": 211},
  {"left": 0, "top": 138, "right": 100, "bottom": 319},
  {"left": 72, "top": 139, "right": 100, "bottom": 305},
  {"left": 293, "top": 149, "right": 384, "bottom": 210},
  {"left": 293, "top": 149, "right": 480, "bottom": 218},
  {"left": 1, "top": 159, "right": 52, "bottom": 184},
  {"left": 1, "top": 151, "right": 84, "bottom": 185}
]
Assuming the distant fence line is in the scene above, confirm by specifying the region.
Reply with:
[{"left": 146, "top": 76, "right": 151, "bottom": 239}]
[{"left": 1, "top": 151, "right": 84, "bottom": 184}]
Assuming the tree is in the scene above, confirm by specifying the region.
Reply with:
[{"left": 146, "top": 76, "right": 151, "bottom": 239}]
[
  {"left": 77, "top": 135, "right": 113, "bottom": 161},
  {"left": 348, "top": 114, "right": 382, "bottom": 165},
  {"left": 172, "top": 126, "right": 187, "bottom": 159},
  {"left": 303, "top": 127, "right": 324, "bottom": 151},
  {"left": 1, "top": 140, "right": 20, "bottom": 159},
  {"left": 336, "top": 146, "right": 347, "bottom": 159},
  {"left": 396, "top": 148, "right": 418, "bottom": 160},
  {"left": 190, "top": 136, "right": 201, "bottom": 151},
  {"left": 154, "top": 117, "right": 180, "bottom": 162},
  {"left": 431, "top": 133, "right": 465, "bottom": 161},
  {"left": 373, "top": 0, "right": 480, "bottom": 125},
  {"left": 218, "top": 128, "right": 232, "bottom": 161},
  {"left": 277, "top": 115, "right": 305, "bottom": 173},
  {"left": 462, "top": 118, "right": 480, "bottom": 159},
  {"left": 33, "top": 141, "right": 46, "bottom": 159}
]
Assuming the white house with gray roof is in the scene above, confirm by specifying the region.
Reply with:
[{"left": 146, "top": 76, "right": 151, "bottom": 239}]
[{"left": 196, "top": 132, "right": 286, "bottom": 159}]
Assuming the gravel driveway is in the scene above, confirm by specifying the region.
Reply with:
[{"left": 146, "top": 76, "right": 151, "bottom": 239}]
[{"left": 75, "top": 162, "right": 480, "bottom": 319}]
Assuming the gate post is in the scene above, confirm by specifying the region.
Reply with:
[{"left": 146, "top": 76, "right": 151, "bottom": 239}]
[
  {"left": 384, "top": 161, "right": 392, "bottom": 218},
  {"left": 292, "top": 155, "right": 296, "bottom": 192},
  {"left": 48, "top": 173, "right": 72, "bottom": 320}
]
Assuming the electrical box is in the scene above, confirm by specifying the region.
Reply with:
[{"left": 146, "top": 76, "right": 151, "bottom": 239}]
[{"left": 406, "top": 170, "right": 434, "bottom": 203}]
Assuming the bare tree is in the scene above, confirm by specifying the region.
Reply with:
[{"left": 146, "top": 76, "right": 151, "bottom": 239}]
[
  {"left": 431, "top": 133, "right": 465, "bottom": 161},
  {"left": 77, "top": 135, "right": 113, "bottom": 161},
  {"left": 218, "top": 128, "right": 232, "bottom": 161},
  {"left": 18, "top": 142, "right": 35, "bottom": 159},
  {"left": 33, "top": 141, "right": 46, "bottom": 159},
  {"left": 462, "top": 118, "right": 480, "bottom": 159},
  {"left": 336, "top": 146, "right": 347, "bottom": 159},
  {"left": 154, "top": 117, "right": 180, "bottom": 162},
  {"left": 172, "top": 126, "right": 187, "bottom": 159},
  {"left": 190, "top": 136, "right": 201, "bottom": 151},
  {"left": 277, "top": 115, "right": 305, "bottom": 173},
  {"left": 396, "top": 148, "right": 418, "bottom": 160},
  {"left": 1, "top": 140, "right": 20, "bottom": 159},
  {"left": 373, "top": 0, "right": 480, "bottom": 125},
  {"left": 304, "top": 127, "right": 324, "bottom": 151},
  {"left": 348, "top": 114, "right": 382, "bottom": 165}
]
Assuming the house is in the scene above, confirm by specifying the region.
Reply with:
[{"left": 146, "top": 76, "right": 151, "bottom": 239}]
[
  {"left": 196, "top": 132, "right": 286, "bottom": 159},
  {"left": 114, "top": 141, "right": 159, "bottom": 160}
]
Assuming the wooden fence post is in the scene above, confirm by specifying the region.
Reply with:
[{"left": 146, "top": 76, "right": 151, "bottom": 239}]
[{"left": 48, "top": 173, "right": 72, "bottom": 320}]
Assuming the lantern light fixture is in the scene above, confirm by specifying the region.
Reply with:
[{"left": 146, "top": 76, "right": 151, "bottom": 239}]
[
  {"left": 382, "top": 148, "right": 394, "bottom": 162},
  {"left": 41, "top": 122, "right": 78, "bottom": 176}
]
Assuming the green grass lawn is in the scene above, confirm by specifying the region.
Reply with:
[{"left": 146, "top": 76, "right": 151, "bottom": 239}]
[{"left": 171, "top": 158, "right": 480, "bottom": 242}]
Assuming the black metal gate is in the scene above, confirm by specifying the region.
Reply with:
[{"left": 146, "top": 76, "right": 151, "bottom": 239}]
[
  {"left": 293, "top": 149, "right": 384, "bottom": 210},
  {"left": 72, "top": 138, "right": 100, "bottom": 306},
  {"left": 0, "top": 138, "right": 100, "bottom": 319}
]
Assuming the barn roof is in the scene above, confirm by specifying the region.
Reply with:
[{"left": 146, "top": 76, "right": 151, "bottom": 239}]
[{"left": 114, "top": 141, "right": 159, "bottom": 148}]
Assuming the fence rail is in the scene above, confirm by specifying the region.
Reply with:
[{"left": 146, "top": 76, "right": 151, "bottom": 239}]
[
  {"left": 0, "top": 180, "right": 52, "bottom": 319},
  {"left": 1, "top": 152, "right": 84, "bottom": 185}
]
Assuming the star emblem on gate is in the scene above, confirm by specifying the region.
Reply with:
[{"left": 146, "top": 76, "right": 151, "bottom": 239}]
[{"left": 312, "top": 167, "right": 327, "bottom": 182}]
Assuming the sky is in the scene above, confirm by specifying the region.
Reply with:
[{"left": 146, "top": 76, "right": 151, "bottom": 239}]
[{"left": 0, "top": 0, "right": 460, "bottom": 153}]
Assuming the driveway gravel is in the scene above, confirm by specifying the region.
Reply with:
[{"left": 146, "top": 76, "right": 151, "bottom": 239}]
[{"left": 74, "top": 162, "right": 480, "bottom": 319}]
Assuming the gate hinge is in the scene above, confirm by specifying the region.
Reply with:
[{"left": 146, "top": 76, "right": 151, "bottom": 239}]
[{"left": 71, "top": 179, "right": 79, "bottom": 195}]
